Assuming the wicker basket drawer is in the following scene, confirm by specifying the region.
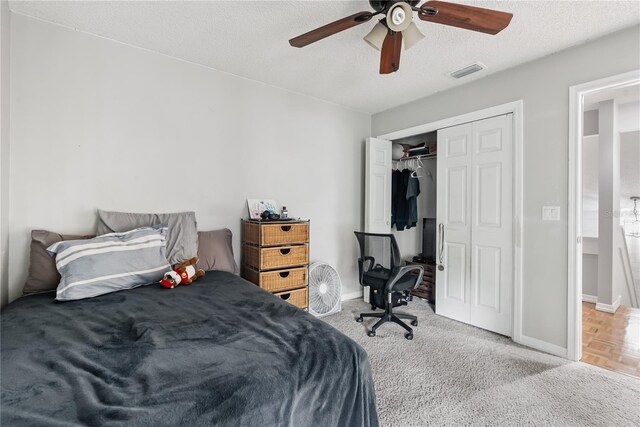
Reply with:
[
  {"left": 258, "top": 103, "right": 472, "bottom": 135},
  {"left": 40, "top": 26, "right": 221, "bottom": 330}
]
[
  {"left": 261, "top": 223, "right": 308, "bottom": 246},
  {"left": 243, "top": 244, "right": 309, "bottom": 270},
  {"left": 274, "top": 287, "right": 308, "bottom": 309},
  {"left": 243, "top": 221, "right": 309, "bottom": 246},
  {"left": 260, "top": 267, "right": 307, "bottom": 292}
]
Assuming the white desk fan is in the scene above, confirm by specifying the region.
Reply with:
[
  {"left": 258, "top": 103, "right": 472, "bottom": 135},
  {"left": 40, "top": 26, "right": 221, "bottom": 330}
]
[{"left": 308, "top": 262, "right": 341, "bottom": 317}]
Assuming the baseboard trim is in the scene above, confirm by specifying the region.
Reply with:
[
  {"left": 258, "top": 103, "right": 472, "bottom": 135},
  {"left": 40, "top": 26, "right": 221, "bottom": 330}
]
[
  {"left": 517, "top": 334, "right": 568, "bottom": 358},
  {"left": 582, "top": 294, "right": 598, "bottom": 303},
  {"left": 595, "top": 295, "right": 621, "bottom": 313},
  {"left": 341, "top": 290, "right": 363, "bottom": 301}
]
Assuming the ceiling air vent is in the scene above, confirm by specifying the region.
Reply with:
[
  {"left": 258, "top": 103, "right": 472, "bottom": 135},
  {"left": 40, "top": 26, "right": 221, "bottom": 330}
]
[{"left": 449, "top": 62, "right": 485, "bottom": 79}]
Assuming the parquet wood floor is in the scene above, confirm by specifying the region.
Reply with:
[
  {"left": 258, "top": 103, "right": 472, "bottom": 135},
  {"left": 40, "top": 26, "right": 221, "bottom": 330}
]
[{"left": 582, "top": 302, "right": 640, "bottom": 377}]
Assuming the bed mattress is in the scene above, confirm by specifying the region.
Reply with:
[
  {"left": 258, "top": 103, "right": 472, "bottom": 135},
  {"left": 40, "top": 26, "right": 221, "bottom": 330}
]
[{"left": 1, "top": 272, "right": 378, "bottom": 426}]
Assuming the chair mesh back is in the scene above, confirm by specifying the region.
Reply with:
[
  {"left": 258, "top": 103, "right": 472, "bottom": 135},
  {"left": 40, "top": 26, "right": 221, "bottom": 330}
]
[{"left": 353, "top": 232, "right": 402, "bottom": 272}]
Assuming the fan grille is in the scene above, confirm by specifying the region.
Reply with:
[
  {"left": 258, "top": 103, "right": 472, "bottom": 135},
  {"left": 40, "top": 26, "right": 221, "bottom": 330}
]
[{"left": 308, "top": 262, "right": 341, "bottom": 317}]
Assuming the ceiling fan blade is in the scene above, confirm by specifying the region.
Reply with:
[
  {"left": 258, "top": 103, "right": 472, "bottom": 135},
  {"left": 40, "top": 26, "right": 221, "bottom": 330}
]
[
  {"left": 379, "top": 30, "right": 402, "bottom": 74},
  {"left": 289, "top": 11, "right": 374, "bottom": 48},
  {"left": 419, "top": 1, "right": 513, "bottom": 35}
]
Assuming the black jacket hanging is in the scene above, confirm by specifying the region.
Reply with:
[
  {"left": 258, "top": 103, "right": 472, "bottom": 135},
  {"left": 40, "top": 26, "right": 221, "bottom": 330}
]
[{"left": 392, "top": 169, "right": 420, "bottom": 231}]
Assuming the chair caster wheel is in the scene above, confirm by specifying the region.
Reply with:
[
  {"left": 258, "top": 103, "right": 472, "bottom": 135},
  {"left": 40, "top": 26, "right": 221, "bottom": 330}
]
[
  {"left": 405, "top": 333, "right": 413, "bottom": 340},
  {"left": 371, "top": 306, "right": 376, "bottom": 311},
  {"left": 367, "top": 331, "right": 376, "bottom": 337},
  {"left": 356, "top": 317, "right": 363, "bottom": 323},
  {"left": 411, "top": 320, "right": 418, "bottom": 326}
]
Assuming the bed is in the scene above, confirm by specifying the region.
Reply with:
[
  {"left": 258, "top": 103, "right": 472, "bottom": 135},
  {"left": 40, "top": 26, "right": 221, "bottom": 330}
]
[{"left": 1, "top": 272, "right": 379, "bottom": 426}]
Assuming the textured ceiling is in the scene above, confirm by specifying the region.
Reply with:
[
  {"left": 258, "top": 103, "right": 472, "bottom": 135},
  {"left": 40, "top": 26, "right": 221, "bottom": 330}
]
[{"left": 9, "top": 0, "right": 640, "bottom": 113}]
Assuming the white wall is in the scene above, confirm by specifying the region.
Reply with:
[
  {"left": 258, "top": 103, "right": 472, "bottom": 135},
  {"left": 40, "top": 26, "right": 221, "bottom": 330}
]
[
  {"left": 582, "top": 135, "right": 599, "bottom": 238},
  {"left": 0, "top": 0, "right": 10, "bottom": 309},
  {"left": 372, "top": 25, "right": 640, "bottom": 350},
  {"left": 626, "top": 231, "right": 640, "bottom": 300},
  {"left": 7, "top": 14, "right": 371, "bottom": 304},
  {"left": 583, "top": 109, "right": 598, "bottom": 137},
  {"left": 582, "top": 253, "right": 598, "bottom": 298},
  {"left": 618, "top": 102, "right": 640, "bottom": 133}
]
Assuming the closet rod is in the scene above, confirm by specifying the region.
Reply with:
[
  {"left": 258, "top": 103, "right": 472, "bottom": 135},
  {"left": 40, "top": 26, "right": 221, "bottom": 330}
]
[{"left": 397, "top": 153, "right": 437, "bottom": 161}]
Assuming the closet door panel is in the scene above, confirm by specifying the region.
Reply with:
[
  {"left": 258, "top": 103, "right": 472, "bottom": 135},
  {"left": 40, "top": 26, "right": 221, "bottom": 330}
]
[
  {"left": 476, "top": 162, "right": 502, "bottom": 228},
  {"left": 470, "top": 115, "right": 513, "bottom": 336},
  {"left": 436, "top": 123, "right": 472, "bottom": 323},
  {"left": 365, "top": 137, "right": 392, "bottom": 233},
  {"left": 444, "top": 242, "right": 467, "bottom": 302},
  {"left": 474, "top": 245, "right": 501, "bottom": 310},
  {"left": 446, "top": 166, "right": 467, "bottom": 226}
]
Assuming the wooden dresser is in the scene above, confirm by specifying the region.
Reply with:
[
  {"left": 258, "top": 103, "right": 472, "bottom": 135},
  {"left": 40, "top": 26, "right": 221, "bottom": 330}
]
[
  {"left": 407, "top": 260, "right": 436, "bottom": 305},
  {"left": 241, "top": 219, "right": 310, "bottom": 309}
]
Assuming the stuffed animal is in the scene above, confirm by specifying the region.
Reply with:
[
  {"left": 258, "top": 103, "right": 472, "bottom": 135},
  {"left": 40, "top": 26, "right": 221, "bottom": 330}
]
[{"left": 160, "top": 257, "right": 205, "bottom": 288}]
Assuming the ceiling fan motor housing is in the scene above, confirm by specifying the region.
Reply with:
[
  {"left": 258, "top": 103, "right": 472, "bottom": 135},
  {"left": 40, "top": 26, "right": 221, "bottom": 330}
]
[
  {"left": 368, "top": 1, "right": 388, "bottom": 13},
  {"left": 369, "top": 0, "right": 420, "bottom": 14}
]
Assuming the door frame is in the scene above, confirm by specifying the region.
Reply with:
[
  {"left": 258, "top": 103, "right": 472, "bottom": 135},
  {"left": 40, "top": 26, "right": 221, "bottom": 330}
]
[
  {"left": 377, "top": 100, "right": 524, "bottom": 343},
  {"left": 567, "top": 69, "right": 640, "bottom": 361}
]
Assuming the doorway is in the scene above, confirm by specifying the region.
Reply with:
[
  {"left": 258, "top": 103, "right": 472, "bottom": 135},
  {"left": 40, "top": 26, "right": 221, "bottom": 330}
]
[{"left": 568, "top": 70, "right": 640, "bottom": 376}]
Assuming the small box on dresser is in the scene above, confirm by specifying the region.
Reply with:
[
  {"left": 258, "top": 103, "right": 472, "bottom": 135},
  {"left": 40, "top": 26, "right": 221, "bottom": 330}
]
[{"left": 241, "top": 219, "right": 310, "bottom": 309}]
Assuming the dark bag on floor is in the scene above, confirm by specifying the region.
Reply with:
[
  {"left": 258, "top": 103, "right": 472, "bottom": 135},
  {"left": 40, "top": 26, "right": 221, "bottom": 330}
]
[{"left": 370, "top": 287, "right": 404, "bottom": 310}]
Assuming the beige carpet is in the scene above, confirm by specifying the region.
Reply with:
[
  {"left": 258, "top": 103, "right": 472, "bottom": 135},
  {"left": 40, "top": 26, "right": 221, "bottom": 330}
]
[{"left": 323, "top": 299, "right": 640, "bottom": 427}]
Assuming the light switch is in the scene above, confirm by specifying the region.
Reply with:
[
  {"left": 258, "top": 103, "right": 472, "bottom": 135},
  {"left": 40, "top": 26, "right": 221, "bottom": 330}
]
[{"left": 542, "top": 206, "right": 561, "bottom": 221}]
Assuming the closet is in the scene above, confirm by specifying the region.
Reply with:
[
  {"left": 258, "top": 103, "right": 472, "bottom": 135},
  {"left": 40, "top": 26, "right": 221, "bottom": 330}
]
[{"left": 365, "top": 114, "right": 514, "bottom": 336}]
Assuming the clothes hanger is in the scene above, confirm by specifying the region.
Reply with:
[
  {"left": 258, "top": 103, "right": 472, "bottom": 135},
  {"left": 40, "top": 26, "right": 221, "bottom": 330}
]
[{"left": 411, "top": 157, "right": 425, "bottom": 178}]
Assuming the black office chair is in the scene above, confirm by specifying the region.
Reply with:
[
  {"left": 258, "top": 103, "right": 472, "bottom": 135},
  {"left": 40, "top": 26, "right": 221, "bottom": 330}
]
[{"left": 353, "top": 232, "right": 424, "bottom": 340}]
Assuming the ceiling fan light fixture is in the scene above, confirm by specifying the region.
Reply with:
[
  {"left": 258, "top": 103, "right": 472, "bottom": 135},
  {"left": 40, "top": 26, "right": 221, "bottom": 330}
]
[
  {"left": 402, "top": 21, "right": 425, "bottom": 50},
  {"left": 386, "top": 2, "right": 413, "bottom": 32},
  {"left": 364, "top": 22, "right": 387, "bottom": 51}
]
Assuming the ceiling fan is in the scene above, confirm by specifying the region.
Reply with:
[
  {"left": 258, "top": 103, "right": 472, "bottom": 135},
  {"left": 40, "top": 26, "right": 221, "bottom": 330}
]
[{"left": 289, "top": 1, "right": 513, "bottom": 74}]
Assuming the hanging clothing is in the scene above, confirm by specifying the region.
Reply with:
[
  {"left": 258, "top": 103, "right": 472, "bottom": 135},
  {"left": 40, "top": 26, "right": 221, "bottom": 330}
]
[
  {"left": 406, "top": 172, "right": 421, "bottom": 228},
  {"left": 392, "top": 169, "right": 420, "bottom": 231}
]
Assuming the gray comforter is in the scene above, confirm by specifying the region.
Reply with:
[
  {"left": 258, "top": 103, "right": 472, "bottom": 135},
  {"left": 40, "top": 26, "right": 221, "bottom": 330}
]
[{"left": 1, "top": 272, "right": 378, "bottom": 426}]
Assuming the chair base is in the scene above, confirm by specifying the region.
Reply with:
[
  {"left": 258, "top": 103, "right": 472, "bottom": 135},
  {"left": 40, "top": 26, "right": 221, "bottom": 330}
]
[{"left": 356, "top": 311, "right": 418, "bottom": 340}]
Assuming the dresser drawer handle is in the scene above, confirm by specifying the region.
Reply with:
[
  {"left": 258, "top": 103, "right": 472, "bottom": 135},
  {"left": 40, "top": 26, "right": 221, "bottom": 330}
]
[
  {"left": 279, "top": 271, "right": 290, "bottom": 278},
  {"left": 279, "top": 293, "right": 291, "bottom": 300},
  {"left": 279, "top": 248, "right": 291, "bottom": 256},
  {"left": 281, "top": 226, "right": 291, "bottom": 232}
]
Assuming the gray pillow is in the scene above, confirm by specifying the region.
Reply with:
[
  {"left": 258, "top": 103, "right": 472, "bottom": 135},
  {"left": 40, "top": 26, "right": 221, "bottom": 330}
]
[
  {"left": 48, "top": 225, "right": 171, "bottom": 301},
  {"left": 23, "top": 230, "right": 94, "bottom": 295},
  {"left": 97, "top": 210, "right": 198, "bottom": 265},
  {"left": 196, "top": 229, "right": 239, "bottom": 274}
]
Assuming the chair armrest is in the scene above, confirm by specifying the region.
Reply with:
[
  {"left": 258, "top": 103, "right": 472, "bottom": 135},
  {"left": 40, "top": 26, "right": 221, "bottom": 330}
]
[
  {"left": 386, "top": 265, "right": 424, "bottom": 292},
  {"left": 357, "top": 256, "right": 376, "bottom": 285}
]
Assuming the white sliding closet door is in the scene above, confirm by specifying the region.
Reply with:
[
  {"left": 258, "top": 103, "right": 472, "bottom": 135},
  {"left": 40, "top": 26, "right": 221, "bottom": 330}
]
[
  {"left": 435, "top": 123, "right": 473, "bottom": 324},
  {"left": 470, "top": 115, "right": 513, "bottom": 336},
  {"left": 436, "top": 115, "right": 513, "bottom": 336},
  {"left": 363, "top": 137, "right": 392, "bottom": 303}
]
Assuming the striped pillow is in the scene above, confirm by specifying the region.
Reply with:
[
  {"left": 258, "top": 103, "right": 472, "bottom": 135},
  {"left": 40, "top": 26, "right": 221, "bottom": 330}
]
[{"left": 48, "top": 225, "right": 171, "bottom": 301}]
